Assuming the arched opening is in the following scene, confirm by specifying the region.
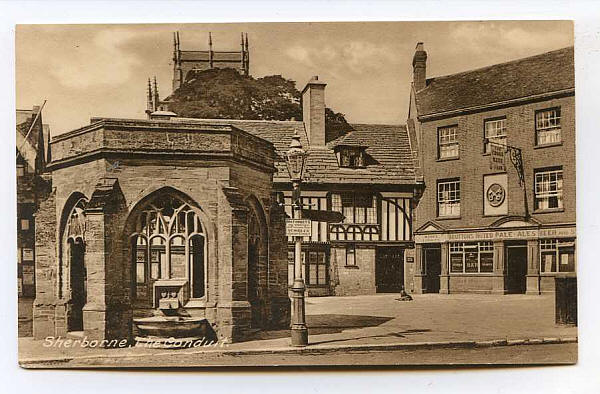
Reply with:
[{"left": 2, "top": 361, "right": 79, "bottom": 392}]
[
  {"left": 247, "top": 208, "right": 261, "bottom": 328},
  {"left": 129, "top": 193, "right": 207, "bottom": 307},
  {"left": 65, "top": 199, "right": 87, "bottom": 332},
  {"left": 246, "top": 195, "right": 269, "bottom": 329}
]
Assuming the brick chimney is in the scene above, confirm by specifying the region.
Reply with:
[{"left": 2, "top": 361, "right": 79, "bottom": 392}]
[
  {"left": 302, "top": 76, "right": 327, "bottom": 147},
  {"left": 412, "top": 42, "right": 427, "bottom": 92}
]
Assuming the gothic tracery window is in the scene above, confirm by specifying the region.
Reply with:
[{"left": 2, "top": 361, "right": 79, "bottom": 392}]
[{"left": 131, "top": 195, "right": 206, "bottom": 303}]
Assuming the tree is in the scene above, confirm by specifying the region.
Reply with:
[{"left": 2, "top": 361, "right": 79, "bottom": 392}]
[{"left": 167, "top": 68, "right": 352, "bottom": 140}]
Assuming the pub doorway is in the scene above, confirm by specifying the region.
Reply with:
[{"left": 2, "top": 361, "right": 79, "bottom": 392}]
[
  {"left": 423, "top": 247, "right": 441, "bottom": 293},
  {"left": 506, "top": 243, "right": 528, "bottom": 294},
  {"left": 375, "top": 247, "right": 404, "bottom": 293}
]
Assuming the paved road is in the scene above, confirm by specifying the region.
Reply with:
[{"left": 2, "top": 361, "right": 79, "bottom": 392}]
[{"left": 32, "top": 343, "right": 576, "bottom": 368}]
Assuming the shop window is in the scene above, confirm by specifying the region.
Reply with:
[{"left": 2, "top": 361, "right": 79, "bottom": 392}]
[
  {"left": 438, "top": 125, "right": 459, "bottom": 159},
  {"left": 535, "top": 107, "right": 561, "bottom": 145},
  {"left": 449, "top": 242, "right": 494, "bottom": 273},
  {"left": 346, "top": 244, "right": 356, "bottom": 267},
  {"left": 540, "top": 239, "right": 575, "bottom": 273},
  {"left": 484, "top": 117, "right": 507, "bottom": 153},
  {"left": 534, "top": 167, "right": 563, "bottom": 211},
  {"left": 437, "top": 179, "right": 460, "bottom": 217}
]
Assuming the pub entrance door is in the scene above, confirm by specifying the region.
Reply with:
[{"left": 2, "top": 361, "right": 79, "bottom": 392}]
[
  {"left": 375, "top": 247, "right": 404, "bottom": 293},
  {"left": 423, "top": 247, "right": 441, "bottom": 293},
  {"left": 506, "top": 244, "right": 528, "bottom": 294}
]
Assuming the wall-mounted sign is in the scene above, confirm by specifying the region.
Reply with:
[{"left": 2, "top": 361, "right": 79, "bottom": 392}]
[
  {"left": 487, "top": 183, "right": 505, "bottom": 207},
  {"left": 285, "top": 219, "right": 312, "bottom": 237},
  {"left": 415, "top": 225, "right": 576, "bottom": 244},
  {"left": 484, "top": 174, "right": 508, "bottom": 216},
  {"left": 489, "top": 143, "right": 506, "bottom": 172},
  {"left": 406, "top": 257, "right": 414, "bottom": 263}
]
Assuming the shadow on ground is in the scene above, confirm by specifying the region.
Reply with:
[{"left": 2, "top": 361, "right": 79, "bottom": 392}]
[{"left": 243, "top": 314, "right": 397, "bottom": 341}]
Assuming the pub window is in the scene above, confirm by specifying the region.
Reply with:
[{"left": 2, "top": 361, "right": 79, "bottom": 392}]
[
  {"left": 346, "top": 244, "right": 356, "bottom": 266},
  {"left": 449, "top": 242, "right": 494, "bottom": 273},
  {"left": 437, "top": 179, "right": 460, "bottom": 217},
  {"left": 438, "top": 125, "right": 459, "bottom": 159},
  {"left": 534, "top": 167, "right": 563, "bottom": 211},
  {"left": 535, "top": 107, "right": 561, "bottom": 145},
  {"left": 20, "top": 219, "right": 30, "bottom": 231},
  {"left": 484, "top": 117, "right": 507, "bottom": 153},
  {"left": 540, "top": 239, "right": 575, "bottom": 273}
]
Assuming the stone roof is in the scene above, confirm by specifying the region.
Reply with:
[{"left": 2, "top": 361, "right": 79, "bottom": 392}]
[
  {"left": 415, "top": 46, "right": 574, "bottom": 117},
  {"left": 331, "top": 131, "right": 368, "bottom": 148},
  {"left": 168, "top": 118, "right": 415, "bottom": 185}
]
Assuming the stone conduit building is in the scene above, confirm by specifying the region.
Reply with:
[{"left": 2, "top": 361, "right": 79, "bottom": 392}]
[
  {"left": 407, "top": 44, "right": 576, "bottom": 295},
  {"left": 33, "top": 118, "right": 290, "bottom": 342}
]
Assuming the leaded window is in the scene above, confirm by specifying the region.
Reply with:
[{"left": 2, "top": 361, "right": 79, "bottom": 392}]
[
  {"left": 131, "top": 195, "right": 206, "bottom": 302},
  {"left": 535, "top": 168, "right": 563, "bottom": 210}
]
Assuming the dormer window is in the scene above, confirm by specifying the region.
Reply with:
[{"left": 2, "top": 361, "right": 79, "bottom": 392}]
[{"left": 338, "top": 146, "right": 365, "bottom": 168}]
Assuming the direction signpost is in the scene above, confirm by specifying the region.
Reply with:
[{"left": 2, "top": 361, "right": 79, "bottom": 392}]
[{"left": 285, "top": 219, "right": 312, "bottom": 237}]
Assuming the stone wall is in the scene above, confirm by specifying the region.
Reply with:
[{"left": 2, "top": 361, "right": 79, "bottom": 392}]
[
  {"left": 330, "top": 246, "right": 376, "bottom": 295},
  {"left": 34, "top": 120, "right": 288, "bottom": 343}
]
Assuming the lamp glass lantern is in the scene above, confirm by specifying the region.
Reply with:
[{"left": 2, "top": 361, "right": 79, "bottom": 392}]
[{"left": 285, "top": 133, "right": 307, "bottom": 182}]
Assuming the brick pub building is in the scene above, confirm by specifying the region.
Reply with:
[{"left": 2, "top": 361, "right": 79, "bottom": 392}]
[{"left": 407, "top": 44, "right": 576, "bottom": 294}]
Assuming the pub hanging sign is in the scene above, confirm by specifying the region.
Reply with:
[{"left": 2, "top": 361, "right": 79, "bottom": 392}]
[{"left": 489, "top": 143, "right": 506, "bottom": 172}]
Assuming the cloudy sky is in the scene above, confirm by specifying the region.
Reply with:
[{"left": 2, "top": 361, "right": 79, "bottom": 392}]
[{"left": 16, "top": 21, "right": 573, "bottom": 136}]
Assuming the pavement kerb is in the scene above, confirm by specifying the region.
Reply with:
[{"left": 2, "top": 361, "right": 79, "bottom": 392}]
[{"left": 18, "top": 336, "right": 578, "bottom": 366}]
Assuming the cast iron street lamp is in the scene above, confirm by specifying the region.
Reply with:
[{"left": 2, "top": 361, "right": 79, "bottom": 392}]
[{"left": 285, "top": 132, "right": 308, "bottom": 347}]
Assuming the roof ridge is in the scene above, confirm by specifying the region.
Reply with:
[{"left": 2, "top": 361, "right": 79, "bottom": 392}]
[
  {"left": 173, "top": 117, "right": 303, "bottom": 124},
  {"left": 425, "top": 46, "right": 573, "bottom": 85}
]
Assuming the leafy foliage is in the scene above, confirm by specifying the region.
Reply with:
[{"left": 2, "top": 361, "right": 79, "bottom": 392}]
[{"left": 167, "top": 68, "right": 352, "bottom": 139}]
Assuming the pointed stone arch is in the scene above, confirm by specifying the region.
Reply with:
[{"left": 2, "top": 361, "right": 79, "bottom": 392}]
[
  {"left": 58, "top": 192, "right": 89, "bottom": 332},
  {"left": 244, "top": 194, "right": 269, "bottom": 329},
  {"left": 121, "top": 186, "right": 216, "bottom": 308}
]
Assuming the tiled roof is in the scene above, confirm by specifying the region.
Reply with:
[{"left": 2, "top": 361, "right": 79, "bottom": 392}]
[
  {"left": 331, "top": 131, "right": 368, "bottom": 148},
  {"left": 415, "top": 47, "right": 574, "bottom": 117},
  {"left": 168, "top": 118, "right": 415, "bottom": 185}
]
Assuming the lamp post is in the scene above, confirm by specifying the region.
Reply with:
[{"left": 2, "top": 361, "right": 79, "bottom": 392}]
[{"left": 285, "top": 132, "right": 308, "bottom": 347}]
